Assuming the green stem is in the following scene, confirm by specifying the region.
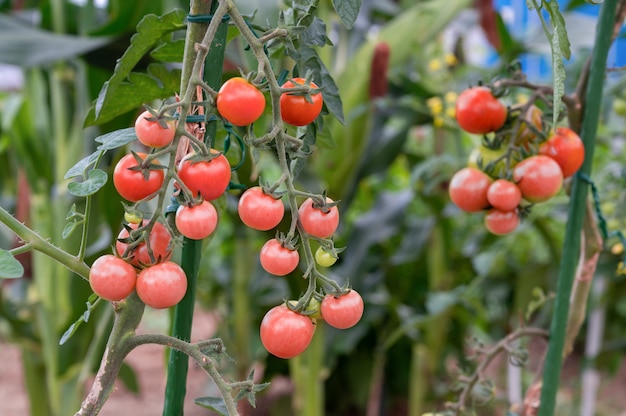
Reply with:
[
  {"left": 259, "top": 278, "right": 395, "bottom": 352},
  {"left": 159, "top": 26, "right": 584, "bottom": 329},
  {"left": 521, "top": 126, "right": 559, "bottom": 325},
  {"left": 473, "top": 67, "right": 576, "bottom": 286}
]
[{"left": 537, "top": 1, "right": 618, "bottom": 414}]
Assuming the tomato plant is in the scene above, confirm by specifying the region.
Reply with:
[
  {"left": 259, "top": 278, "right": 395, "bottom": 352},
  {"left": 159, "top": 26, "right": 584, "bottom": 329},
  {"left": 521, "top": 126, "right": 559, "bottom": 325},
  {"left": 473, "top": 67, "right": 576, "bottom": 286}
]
[
  {"left": 237, "top": 186, "right": 284, "bottom": 231},
  {"left": 467, "top": 145, "right": 514, "bottom": 178},
  {"left": 298, "top": 197, "right": 339, "bottom": 238},
  {"left": 487, "top": 179, "right": 522, "bottom": 211},
  {"left": 175, "top": 201, "right": 218, "bottom": 240},
  {"left": 514, "top": 105, "right": 543, "bottom": 146},
  {"left": 315, "top": 246, "right": 337, "bottom": 267},
  {"left": 539, "top": 127, "right": 585, "bottom": 178},
  {"left": 116, "top": 220, "right": 172, "bottom": 267},
  {"left": 448, "top": 167, "right": 493, "bottom": 212},
  {"left": 89, "top": 254, "right": 137, "bottom": 302},
  {"left": 320, "top": 290, "right": 364, "bottom": 329},
  {"left": 259, "top": 238, "right": 299, "bottom": 276},
  {"left": 136, "top": 261, "right": 188, "bottom": 309},
  {"left": 455, "top": 86, "right": 507, "bottom": 134},
  {"left": 177, "top": 151, "right": 231, "bottom": 201},
  {"left": 216, "top": 77, "right": 266, "bottom": 126},
  {"left": 484, "top": 208, "right": 520, "bottom": 235},
  {"left": 280, "top": 78, "right": 324, "bottom": 126},
  {"left": 134, "top": 110, "right": 176, "bottom": 148},
  {"left": 260, "top": 304, "right": 316, "bottom": 359},
  {"left": 512, "top": 155, "right": 563, "bottom": 203},
  {"left": 113, "top": 152, "right": 165, "bottom": 202}
]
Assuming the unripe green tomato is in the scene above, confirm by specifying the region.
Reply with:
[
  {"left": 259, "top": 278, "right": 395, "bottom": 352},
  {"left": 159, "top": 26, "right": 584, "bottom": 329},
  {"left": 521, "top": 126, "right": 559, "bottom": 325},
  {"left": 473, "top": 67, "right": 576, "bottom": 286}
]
[
  {"left": 288, "top": 298, "right": 323, "bottom": 320},
  {"left": 467, "top": 146, "right": 515, "bottom": 179},
  {"left": 613, "top": 98, "right": 626, "bottom": 117},
  {"left": 315, "top": 246, "right": 337, "bottom": 267},
  {"left": 124, "top": 211, "right": 142, "bottom": 224}
]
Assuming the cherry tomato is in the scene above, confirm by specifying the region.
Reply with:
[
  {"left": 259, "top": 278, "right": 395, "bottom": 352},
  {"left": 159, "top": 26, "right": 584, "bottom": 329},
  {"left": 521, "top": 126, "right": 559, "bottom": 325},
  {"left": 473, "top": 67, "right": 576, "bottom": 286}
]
[
  {"left": 298, "top": 197, "right": 339, "bottom": 238},
  {"left": 175, "top": 201, "right": 218, "bottom": 240},
  {"left": 487, "top": 179, "right": 522, "bottom": 211},
  {"left": 177, "top": 151, "right": 231, "bottom": 201},
  {"left": 260, "top": 304, "right": 315, "bottom": 359},
  {"left": 321, "top": 290, "right": 364, "bottom": 329},
  {"left": 259, "top": 239, "right": 299, "bottom": 276},
  {"left": 113, "top": 153, "right": 164, "bottom": 202},
  {"left": 216, "top": 77, "right": 265, "bottom": 126},
  {"left": 280, "top": 78, "right": 324, "bottom": 126},
  {"left": 237, "top": 186, "right": 284, "bottom": 231},
  {"left": 116, "top": 220, "right": 172, "bottom": 267},
  {"left": 484, "top": 208, "right": 519, "bottom": 235},
  {"left": 89, "top": 254, "right": 137, "bottom": 302},
  {"left": 136, "top": 261, "right": 187, "bottom": 309},
  {"left": 124, "top": 211, "right": 142, "bottom": 224},
  {"left": 514, "top": 105, "right": 543, "bottom": 147},
  {"left": 134, "top": 110, "right": 176, "bottom": 148},
  {"left": 455, "top": 86, "right": 507, "bottom": 134},
  {"left": 512, "top": 155, "right": 563, "bottom": 203},
  {"left": 467, "top": 145, "right": 515, "bottom": 178},
  {"left": 315, "top": 246, "right": 337, "bottom": 267},
  {"left": 448, "top": 167, "right": 493, "bottom": 212},
  {"left": 539, "top": 127, "right": 584, "bottom": 178}
]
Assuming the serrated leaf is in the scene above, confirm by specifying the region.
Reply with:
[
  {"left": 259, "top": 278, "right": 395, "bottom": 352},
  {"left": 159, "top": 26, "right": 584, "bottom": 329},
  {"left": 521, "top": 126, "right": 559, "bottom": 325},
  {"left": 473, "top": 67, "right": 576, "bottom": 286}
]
[
  {"left": 332, "top": 0, "right": 362, "bottom": 29},
  {"left": 62, "top": 220, "right": 80, "bottom": 239},
  {"left": 300, "top": 17, "right": 333, "bottom": 47},
  {"left": 150, "top": 39, "right": 185, "bottom": 62},
  {"left": 0, "top": 249, "right": 25, "bottom": 279},
  {"left": 194, "top": 397, "right": 228, "bottom": 415},
  {"left": 68, "top": 169, "right": 108, "bottom": 197},
  {"left": 65, "top": 150, "right": 103, "bottom": 179},
  {"left": 95, "top": 127, "right": 137, "bottom": 150}
]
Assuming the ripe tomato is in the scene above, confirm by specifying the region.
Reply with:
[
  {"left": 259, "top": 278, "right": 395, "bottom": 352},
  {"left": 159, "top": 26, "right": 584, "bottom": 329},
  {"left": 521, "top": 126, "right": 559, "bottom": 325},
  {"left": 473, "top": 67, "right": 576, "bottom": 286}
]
[
  {"left": 177, "top": 151, "right": 231, "bottom": 201},
  {"left": 237, "top": 186, "right": 284, "bottom": 231},
  {"left": 280, "top": 78, "right": 324, "bottom": 126},
  {"left": 259, "top": 239, "right": 299, "bottom": 276},
  {"left": 216, "top": 77, "right": 265, "bottom": 126},
  {"left": 512, "top": 155, "right": 563, "bottom": 203},
  {"left": 175, "top": 201, "right": 218, "bottom": 240},
  {"left": 134, "top": 110, "right": 176, "bottom": 148},
  {"left": 484, "top": 208, "right": 519, "bottom": 235},
  {"left": 467, "top": 145, "right": 515, "bottom": 178},
  {"left": 136, "top": 261, "right": 187, "bottom": 309},
  {"left": 455, "top": 86, "right": 507, "bottom": 134},
  {"left": 539, "top": 127, "right": 584, "bottom": 178},
  {"left": 315, "top": 246, "right": 337, "bottom": 267},
  {"left": 298, "top": 197, "right": 339, "bottom": 239},
  {"left": 89, "top": 254, "right": 137, "bottom": 302},
  {"left": 113, "top": 153, "right": 164, "bottom": 202},
  {"left": 487, "top": 179, "right": 522, "bottom": 211},
  {"left": 260, "top": 304, "right": 315, "bottom": 359},
  {"left": 448, "top": 167, "right": 493, "bottom": 212},
  {"left": 321, "top": 290, "right": 364, "bottom": 329},
  {"left": 116, "top": 220, "right": 172, "bottom": 267}
]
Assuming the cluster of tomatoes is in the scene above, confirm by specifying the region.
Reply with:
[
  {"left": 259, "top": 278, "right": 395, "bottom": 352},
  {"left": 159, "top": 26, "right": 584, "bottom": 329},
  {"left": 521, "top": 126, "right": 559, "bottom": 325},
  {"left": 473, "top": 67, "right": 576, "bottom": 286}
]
[
  {"left": 88, "top": 74, "right": 363, "bottom": 359},
  {"left": 449, "top": 86, "right": 585, "bottom": 235}
]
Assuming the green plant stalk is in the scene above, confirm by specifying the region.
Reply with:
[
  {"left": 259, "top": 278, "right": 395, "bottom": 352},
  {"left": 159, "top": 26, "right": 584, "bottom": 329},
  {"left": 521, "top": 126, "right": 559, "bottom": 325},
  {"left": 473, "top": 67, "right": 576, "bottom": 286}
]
[
  {"left": 537, "top": 1, "right": 618, "bottom": 414},
  {"left": 292, "top": 322, "right": 325, "bottom": 416},
  {"left": 233, "top": 232, "right": 252, "bottom": 384},
  {"left": 162, "top": 0, "right": 228, "bottom": 413},
  {"left": 408, "top": 344, "right": 429, "bottom": 416}
]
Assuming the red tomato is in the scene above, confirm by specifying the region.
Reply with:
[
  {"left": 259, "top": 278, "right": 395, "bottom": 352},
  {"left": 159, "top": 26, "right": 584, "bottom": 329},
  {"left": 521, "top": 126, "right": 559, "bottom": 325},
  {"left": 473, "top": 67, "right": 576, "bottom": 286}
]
[
  {"left": 280, "top": 78, "right": 324, "bottom": 126},
  {"left": 177, "top": 151, "right": 231, "bottom": 201},
  {"left": 298, "top": 197, "right": 339, "bottom": 238},
  {"left": 455, "top": 86, "right": 507, "bottom": 134},
  {"left": 116, "top": 220, "right": 172, "bottom": 267},
  {"left": 259, "top": 239, "right": 299, "bottom": 276},
  {"left": 260, "top": 304, "right": 315, "bottom": 359},
  {"left": 321, "top": 290, "right": 364, "bottom": 329},
  {"left": 448, "top": 167, "right": 493, "bottom": 212},
  {"left": 175, "top": 201, "right": 218, "bottom": 240},
  {"left": 512, "top": 155, "right": 563, "bottom": 203},
  {"left": 484, "top": 208, "right": 519, "bottom": 235},
  {"left": 113, "top": 153, "right": 164, "bottom": 202},
  {"left": 134, "top": 110, "right": 176, "bottom": 148},
  {"left": 539, "top": 127, "right": 585, "bottom": 178},
  {"left": 216, "top": 77, "right": 265, "bottom": 126},
  {"left": 487, "top": 179, "right": 522, "bottom": 211},
  {"left": 238, "top": 186, "right": 285, "bottom": 231},
  {"left": 136, "top": 261, "right": 187, "bottom": 309},
  {"left": 89, "top": 254, "right": 137, "bottom": 302}
]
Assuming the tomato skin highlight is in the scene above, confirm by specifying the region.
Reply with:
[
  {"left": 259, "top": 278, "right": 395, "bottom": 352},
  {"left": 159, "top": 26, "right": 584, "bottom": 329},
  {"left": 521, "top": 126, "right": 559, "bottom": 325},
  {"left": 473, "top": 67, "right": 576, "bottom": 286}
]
[
  {"left": 539, "top": 127, "right": 585, "bottom": 178},
  {"left": 512, "top": 155, "right": 563, "bottom": 203},
  {"left": 216, "top": 77, "right": 266, "bottom": 126},
  {"left": 260, "top": 304, "right": 315, "bottom": 359},
  {"left": 175, "top": 201, "right": 218, "bottom": 240},
  {"left": 280, "top": 78, "right": 324, "bottom": 126},
  {"left": 259, "top": 239, "right": 299, "bottom": 276},
  {"left": 89, "top": 255, "right": 137, "bottom": 302},
  {"left": 487, "top": 179, "right": 522, "bottom": 211},
  {"left": 448, "top": 167, "right": 493, "bottom": 213},
  {"left": 177, "top": 152, "right": 231, "bottom": 201},
  {"left": 134, "top": 110, "right": 176, "bottom": 148},
  {"left": 484, "top": 208, "right": 520, "bottom": 235},
  {"left": 113, "top": 153, "right": 164, "bottom": 202},
  {"left": 116, "top": 220, "right": 172, "bottom": 268},
  {"left": 321, "top": 290, "right": 364, "bottom": 329},
  {"left": 136, "top": 261, "right": 187, "bottom": 309},
  {"left": 238, "top": 186, "right": 284, "bottom": 231},
  {"left": 455, "top": 86, "right": 507, "bottom": 134},
  {"left": 298, "top": 197, "right": 339, "bottom": 238}
]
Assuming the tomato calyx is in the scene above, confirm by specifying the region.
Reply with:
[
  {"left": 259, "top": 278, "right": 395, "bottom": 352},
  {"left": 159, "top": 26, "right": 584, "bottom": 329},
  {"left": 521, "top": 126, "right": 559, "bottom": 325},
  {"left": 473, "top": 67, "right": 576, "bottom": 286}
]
[
  {"left": 126, "top": 150, "right": 168, "bottom": 181},
  {"left": 273, "top": 231, "right": 299, "bottom": 252},
  {"left": 140, "top": 105, "right": 178, "bottom": 131},
  {"left": 116, "top": 219, "right": 172, "bottom": 267},
  {"left": 309, "top": 193, "right": 340, "bottom": 214}
]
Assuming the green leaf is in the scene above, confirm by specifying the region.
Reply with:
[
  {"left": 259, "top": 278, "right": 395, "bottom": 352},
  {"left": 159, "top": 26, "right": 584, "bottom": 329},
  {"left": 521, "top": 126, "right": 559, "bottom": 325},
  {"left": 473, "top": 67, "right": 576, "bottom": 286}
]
[
  {"left": 60, "top": 296, "right": 102, "bottom": 345},
  {"left": 95, "top": 127, "right": 137, "bottom": 150},
  {"left": 65, "top": 150, "right": 103, "bottom": 179},
  {"left": 546, "top": 0, "right": 571, "bottom": 59},
  {"left": 194, "top": 397, "right": 228, "bottom": 415},
  {"left": 62, "top": 220, "right": 81, "bottom": 239},
  {"left": 331, "top": 0, "right": 362, "bottom": 29},
  {"left": 551, "top": 29, "right": 567, "bottom": 127},
  {"left": 68, "top": 169, "right": 108, "bottom": 197},
  {"left": 150, "top": 39, "right": 185, "bottom": 62},
  {"left": 0, "top": 249, "right": 24, "bottom": 279},
  {"left": 299, "top": 46, "right": 345, "bottom": 124},
  {"left": 118, "top": 363, "right": 140, "bottom": 394}
]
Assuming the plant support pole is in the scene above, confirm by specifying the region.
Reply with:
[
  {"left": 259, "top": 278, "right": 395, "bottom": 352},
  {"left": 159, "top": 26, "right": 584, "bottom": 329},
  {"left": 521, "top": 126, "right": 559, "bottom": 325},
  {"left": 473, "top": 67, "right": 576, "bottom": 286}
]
[{"left": 537, "top": 1, "right": 618, "bottom": 414}]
